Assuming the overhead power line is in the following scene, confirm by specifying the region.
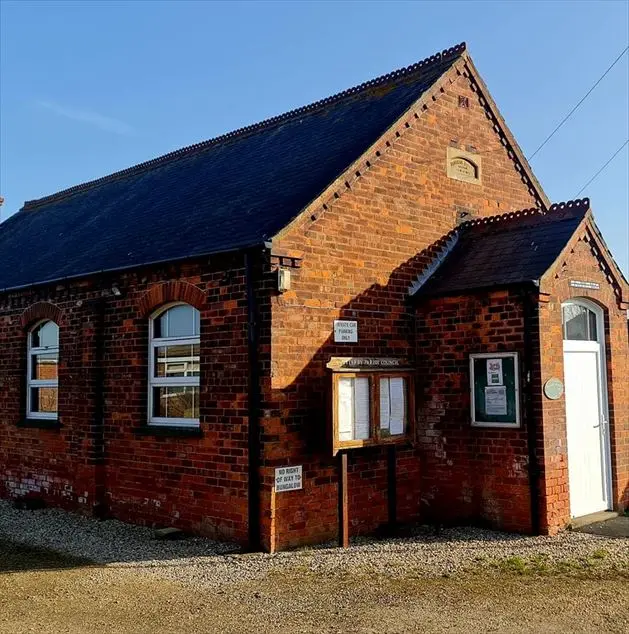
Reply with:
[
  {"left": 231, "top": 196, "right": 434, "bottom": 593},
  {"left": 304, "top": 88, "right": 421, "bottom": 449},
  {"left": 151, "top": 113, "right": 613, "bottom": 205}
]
[
  {"left": 528, "top": 45, "right": 629, "bottom": 161},
  {"left": 574, "top": 139, "right": 629, "bottom": 197}
]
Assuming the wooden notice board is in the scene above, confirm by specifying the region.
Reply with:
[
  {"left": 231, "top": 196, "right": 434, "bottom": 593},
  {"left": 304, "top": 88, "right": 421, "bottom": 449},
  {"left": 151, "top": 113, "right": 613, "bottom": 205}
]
[{"left": 469, "top": 352, "right": 520, "bottom": 427}]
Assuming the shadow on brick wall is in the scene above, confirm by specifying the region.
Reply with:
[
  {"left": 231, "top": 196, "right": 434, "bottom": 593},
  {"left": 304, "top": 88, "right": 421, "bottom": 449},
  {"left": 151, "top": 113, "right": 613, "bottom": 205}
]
[{"left": 259, "top": 232, "right": 531, "bottom": 547}]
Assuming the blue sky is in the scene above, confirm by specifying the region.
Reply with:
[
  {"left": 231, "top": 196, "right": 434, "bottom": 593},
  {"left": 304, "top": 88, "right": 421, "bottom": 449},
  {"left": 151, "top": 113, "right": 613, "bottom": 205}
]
[{"left": 1, "top": 0, "right": 628, "bottom": 273}]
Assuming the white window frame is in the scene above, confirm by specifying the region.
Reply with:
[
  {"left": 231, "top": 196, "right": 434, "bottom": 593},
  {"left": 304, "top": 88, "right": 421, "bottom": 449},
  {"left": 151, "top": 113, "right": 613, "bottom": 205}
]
[
  {"left": 562, "top": 299, "right": 600, "bottom": 342},
  {"left": 148, "top": 303, "right": 200, "bottom": 427},
  {"left": 26, "top": 320, "right": 59, "bottom": 420}
]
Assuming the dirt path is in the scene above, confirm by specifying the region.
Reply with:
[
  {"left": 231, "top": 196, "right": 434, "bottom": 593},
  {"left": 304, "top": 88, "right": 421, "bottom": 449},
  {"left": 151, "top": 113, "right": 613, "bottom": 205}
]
[{"left": 1, "top": 540, "right": 628, "bottom": 634}]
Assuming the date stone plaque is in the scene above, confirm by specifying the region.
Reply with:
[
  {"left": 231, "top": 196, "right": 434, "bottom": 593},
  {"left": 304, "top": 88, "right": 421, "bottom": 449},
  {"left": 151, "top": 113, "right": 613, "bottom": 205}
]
[{"left": 447, "top": 147, "right": 481, "bottom": 184}]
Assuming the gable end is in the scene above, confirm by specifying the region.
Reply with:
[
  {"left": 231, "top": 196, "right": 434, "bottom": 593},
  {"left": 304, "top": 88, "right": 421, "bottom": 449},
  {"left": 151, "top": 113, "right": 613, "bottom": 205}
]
[{"left": 273, "top": 51, "right": 550, "bottom": 245}]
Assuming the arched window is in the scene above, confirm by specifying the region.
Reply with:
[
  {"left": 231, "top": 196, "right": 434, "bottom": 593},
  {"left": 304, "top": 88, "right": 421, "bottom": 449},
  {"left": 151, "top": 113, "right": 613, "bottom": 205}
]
[
  {"left": 562, "top": 302, "right": 599, "bottom": 342},
  {"left": 27, "top": 320, "right": 59, "bottom": 419},
  {"left": 148, "top": 303, "right": 200, "bottom": 426}
]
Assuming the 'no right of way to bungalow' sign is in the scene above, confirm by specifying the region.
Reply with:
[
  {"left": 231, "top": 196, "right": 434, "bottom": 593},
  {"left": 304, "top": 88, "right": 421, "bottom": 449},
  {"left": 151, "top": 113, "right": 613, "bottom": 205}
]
[{"left": 274, "top": 465, "right": 303, "bottom": 492}]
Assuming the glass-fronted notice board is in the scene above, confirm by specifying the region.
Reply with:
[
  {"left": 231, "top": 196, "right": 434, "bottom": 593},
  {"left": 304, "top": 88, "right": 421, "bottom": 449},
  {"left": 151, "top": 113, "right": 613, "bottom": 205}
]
[
  {"left": 469, "top": 352, "right": 520, "bottom": 427},
  {"left": 327, "top": 357, "right": 415, "bottom": 454}
]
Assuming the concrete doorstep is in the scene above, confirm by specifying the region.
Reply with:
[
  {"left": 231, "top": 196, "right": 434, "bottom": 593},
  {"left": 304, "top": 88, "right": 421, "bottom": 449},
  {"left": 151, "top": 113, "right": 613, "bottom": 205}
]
[
  {"left": 570, "top": 511, "right": 629, "bottom": 538},
  {"left": 569, "top": 511, "right": 619, "bottom": 530}
]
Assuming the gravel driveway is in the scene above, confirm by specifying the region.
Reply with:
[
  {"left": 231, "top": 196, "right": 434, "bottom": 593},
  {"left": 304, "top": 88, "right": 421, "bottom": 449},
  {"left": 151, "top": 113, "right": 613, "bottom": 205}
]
[
  {"left": 1, "top": 500, "right": 627, "bottom": 587},
  {"left": 1, "top": 501, "right": 628, "bottom": 633}
]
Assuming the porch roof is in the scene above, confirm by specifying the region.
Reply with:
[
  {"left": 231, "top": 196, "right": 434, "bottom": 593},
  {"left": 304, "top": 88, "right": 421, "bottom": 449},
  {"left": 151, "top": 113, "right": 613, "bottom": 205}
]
[{"left": 411, "top": 200, "right": 590, "bottom": 298}]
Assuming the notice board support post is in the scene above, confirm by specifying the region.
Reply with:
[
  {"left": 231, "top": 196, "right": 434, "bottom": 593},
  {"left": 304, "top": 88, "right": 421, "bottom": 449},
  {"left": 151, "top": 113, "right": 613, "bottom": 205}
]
[
  {"left": 338, "top": 451, "right": 349, "bottom": 548},
  {"left": 387, "top": 445, "right": 397, "bottom": 534}
]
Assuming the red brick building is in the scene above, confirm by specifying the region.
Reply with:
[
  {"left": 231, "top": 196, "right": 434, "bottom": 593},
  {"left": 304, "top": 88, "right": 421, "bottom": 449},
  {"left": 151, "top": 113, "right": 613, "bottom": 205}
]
[{"left": 1, "top": 43, "right": 627, "bottom": 551}]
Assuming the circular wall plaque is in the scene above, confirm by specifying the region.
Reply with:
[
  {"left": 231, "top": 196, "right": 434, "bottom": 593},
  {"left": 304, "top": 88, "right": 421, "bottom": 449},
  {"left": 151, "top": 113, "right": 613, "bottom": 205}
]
[{"left": 544, "top": 377, "right": 564, "bottom": 400}]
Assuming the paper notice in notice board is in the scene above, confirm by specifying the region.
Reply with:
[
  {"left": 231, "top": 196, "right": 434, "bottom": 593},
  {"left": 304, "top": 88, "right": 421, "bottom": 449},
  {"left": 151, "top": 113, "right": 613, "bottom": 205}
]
[
  {"left": 337, "top": 378, "right": 354, "bottom": 441},
  {"left": 485, "top": 386, "right": 507, "bottom": 416},
  {"left": 353, "top": 377, "right": 370, "bottom": 440},
  {"left": 389, "top": 378, "right": 406, "bottom": 436},
  {"left": 486, "top": 358, "right": 503, "bottom": 386},
  {"left": 379, "top": 378, "right": 390, "bottom": 432}
]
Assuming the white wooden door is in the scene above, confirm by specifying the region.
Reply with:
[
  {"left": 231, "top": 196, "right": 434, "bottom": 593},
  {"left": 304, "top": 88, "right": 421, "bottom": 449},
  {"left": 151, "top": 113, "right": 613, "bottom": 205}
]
[{"left": 563, "top": 340, "right": 610, "bottom": 518}]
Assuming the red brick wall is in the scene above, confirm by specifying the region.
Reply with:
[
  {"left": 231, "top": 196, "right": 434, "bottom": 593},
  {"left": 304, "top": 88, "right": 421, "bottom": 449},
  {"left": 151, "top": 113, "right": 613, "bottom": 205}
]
[
  {"left": 537, "top": 228, "right": 629, "bottom": 533},
  {"left": 415, "top": 290, "right": 533, "bottom": 532},
  {"left": 263, "top": 69, "right": 541, "bottom": 550},
  {"left": 0, "top": 294, "right": 101, "bottom": 509},
  {"left": 0, "top": 254, "right": 256, "bottom": 544}
]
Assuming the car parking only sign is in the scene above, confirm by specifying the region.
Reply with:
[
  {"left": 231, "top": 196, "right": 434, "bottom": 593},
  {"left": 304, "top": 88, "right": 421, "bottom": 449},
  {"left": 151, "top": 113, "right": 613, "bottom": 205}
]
[
  {"left": 334, "top": 320, "right": 358, "bottom": 343},
  {"left": 274, "top": 465, "right": 303, "bottom": 492}
]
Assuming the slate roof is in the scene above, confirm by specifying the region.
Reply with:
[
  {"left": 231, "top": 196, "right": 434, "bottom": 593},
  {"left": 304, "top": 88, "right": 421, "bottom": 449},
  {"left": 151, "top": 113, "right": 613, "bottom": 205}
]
[
  {"left": 412, "top": 200, "right": 590, "bottom": 297},
  {"left": 0, "top": 44, "right": 466, "bottom": 292}
]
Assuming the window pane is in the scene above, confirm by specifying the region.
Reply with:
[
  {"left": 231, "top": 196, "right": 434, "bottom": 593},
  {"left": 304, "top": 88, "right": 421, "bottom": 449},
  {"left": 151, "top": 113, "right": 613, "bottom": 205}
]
[
  {"left": 337, "top": 377, "right": 370, "bottom": 441},
  {"left": 588, "top": 310, "right": 598, "bottom": 342},
  {"left": 155, "top": 305, "right": 200, "bottom": 339},
  {"left": 563, "top": 305, "right": 588, "bottom": 341},
  {"left": 152, "top": 386, "right": 199, "bottom": 419},
  {"left": 380, "top": 377, "right": 407, "bottom": 436},
  {"left": 31, "top": 321, "right": 59, "bottom": 348},
  {"left": 154, "top": 344, "right": 200, "bottom": 377},
  {"left": 31, "top": 353, "right": 59, "bottom": 380},
  {"left": 30, "top": 387, "right": 58, "bottom": 414}
]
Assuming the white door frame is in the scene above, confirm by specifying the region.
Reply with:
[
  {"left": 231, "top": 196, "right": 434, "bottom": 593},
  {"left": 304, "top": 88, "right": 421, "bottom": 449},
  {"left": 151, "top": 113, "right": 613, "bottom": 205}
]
[{"left": 562, "top": 298, "right": 613, "bottom": 516}]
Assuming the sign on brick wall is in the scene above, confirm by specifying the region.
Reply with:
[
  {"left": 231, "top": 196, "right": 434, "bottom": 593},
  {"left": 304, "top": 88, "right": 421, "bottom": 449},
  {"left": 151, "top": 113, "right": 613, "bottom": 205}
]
[
  {"left": 334, "top": 320, "right": 358, "bottom": 343},
  {"left": 569, "top": 280, "right": 600, "bottom": 290},
  {"left": 326, "top": 357, "right": 408, "bottom": 370},
  {"left": 274, "top": 465, "right": 303, "bottom": 492}
]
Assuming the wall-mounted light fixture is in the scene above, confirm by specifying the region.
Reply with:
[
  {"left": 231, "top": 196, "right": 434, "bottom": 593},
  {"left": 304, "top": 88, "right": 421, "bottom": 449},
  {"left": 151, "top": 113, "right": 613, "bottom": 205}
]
[{"left": 277, "top": 268, "right": 291, "bottom": 293}]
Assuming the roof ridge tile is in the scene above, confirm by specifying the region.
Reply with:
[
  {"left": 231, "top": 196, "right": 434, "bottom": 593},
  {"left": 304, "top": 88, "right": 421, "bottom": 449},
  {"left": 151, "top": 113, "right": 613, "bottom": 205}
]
[{"left": 458, "top": 197, "right": 590, "bottom": 231}]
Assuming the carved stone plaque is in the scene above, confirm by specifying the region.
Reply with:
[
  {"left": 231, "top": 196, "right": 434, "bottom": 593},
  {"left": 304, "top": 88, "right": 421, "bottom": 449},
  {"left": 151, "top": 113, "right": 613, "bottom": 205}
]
[
  {"left": 450, "top": 158, "right": 477, "bottom": 181},
  {"left": 447, "top": 147, "right": 481, "bottom": 184}
]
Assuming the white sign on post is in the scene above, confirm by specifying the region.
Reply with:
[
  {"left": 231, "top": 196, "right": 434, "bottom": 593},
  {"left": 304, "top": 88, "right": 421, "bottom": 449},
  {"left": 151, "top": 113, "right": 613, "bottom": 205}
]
[
  {"left": 274, "top": 465, "right": 303, "bottom": 492},
  {"left": 334, "top": 320, "right": 358, "bottom": 343}
]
